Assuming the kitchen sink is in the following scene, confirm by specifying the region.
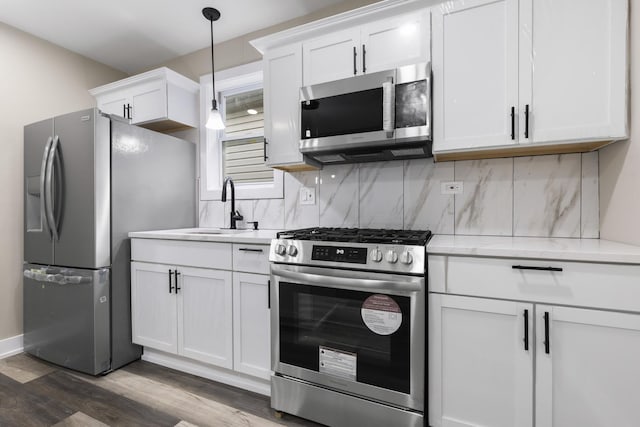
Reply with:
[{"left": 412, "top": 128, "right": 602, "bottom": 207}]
[{"left": 183, "top": 229, "right": 253, "bottom": 235}]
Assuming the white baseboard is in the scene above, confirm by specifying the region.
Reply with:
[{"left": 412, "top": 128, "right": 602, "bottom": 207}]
[
  {"left": 0, "top": 334, "right": 23, "bottom": 359},
  {"left": 142, "top": 348, "right": 270, "bottom": 396}
]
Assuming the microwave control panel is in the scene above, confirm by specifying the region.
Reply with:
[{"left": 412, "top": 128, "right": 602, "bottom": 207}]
[{"left": 311, "top": 245, "right": 367, "bottom": 264}]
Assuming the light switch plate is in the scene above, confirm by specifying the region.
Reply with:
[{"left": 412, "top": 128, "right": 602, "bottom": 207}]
[
  {"left": 300, "top": 186, "right": 316, "bottom": 205},
  {"left": 441, "top": 181, "right": 463, "bottom": 194}
]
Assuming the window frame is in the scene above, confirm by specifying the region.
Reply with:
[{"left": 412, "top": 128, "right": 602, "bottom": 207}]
[{"left": 199, "top": 61, "right": 283, "bottom": 201}]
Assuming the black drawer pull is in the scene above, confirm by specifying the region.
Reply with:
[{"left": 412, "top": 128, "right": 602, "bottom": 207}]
[
  {"left": 510, "top": 106, "right": 515, "bottom": 140},
  {"left": 523, "top": 309, "right": 529, "bottom": 351},
  {"left": 512, "top": 265, "right": 563, "bottom": 272},
  {"left": 174, "top": 270, "right": 181, "bottom": 293},
  {"left": 267, "top": 279, "right": 271, "bottom": 309},
  {"left": 543, "top": 311, "right": 550, "bottom": 354},
  {"left": 238, "top": 248, "right": 263, "bottom": 253}
]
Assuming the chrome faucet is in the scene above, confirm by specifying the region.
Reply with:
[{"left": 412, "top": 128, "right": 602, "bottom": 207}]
[{"left": 221, "top": 176, "right": 243, "bottom": 229}]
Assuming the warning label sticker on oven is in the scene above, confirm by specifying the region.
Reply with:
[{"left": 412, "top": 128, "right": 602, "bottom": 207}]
[
  {"left": 319, "top": 346, "right": 357, "bottom": 381},
  {"left": 361, "top": 294, "right": 402, "bottom": 335}
]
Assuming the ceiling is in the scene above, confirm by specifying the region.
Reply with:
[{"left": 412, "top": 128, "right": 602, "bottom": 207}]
[{"left": 0, "top": 0, "right": 347, "bottom": 74}]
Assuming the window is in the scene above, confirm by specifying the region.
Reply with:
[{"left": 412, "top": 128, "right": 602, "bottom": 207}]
[{"left": 199, "top": 61, "right": 283, "bottom": 200}]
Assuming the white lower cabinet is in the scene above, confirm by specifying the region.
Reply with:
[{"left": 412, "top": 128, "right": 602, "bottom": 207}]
[
  {"left": 535, "top": 306, "right": 640, "bottom": 427},
  {"left": 131, "top": 262, "right": 233, "bottom": 368},
  {"left": 430, "top": 294, "right": 640, "bottom": 427},
  {"left": 130, "top": 239, "right": 271, "bottom": 391},
  {"left": 429, "top": 294, "right": 533, "bottom": 427},
  {"left": 232, "top": 272, "right": 270, "bottom": 379}
]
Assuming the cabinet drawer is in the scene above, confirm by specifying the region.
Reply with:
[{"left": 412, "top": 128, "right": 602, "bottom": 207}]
[
  {"left": 232, "top": 244, "right": 270, "bottom": 275},
  {"left": 132, "top": 239, "right": 232, "bottom": 270},
  {"left": 428, "top": 255, "right": 640, "bottom": 313}
]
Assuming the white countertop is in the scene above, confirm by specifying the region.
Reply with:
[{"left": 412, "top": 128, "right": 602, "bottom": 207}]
[
  {"left": 427, "top": 235, "right": 640, "bottom": 265},
  {"left": 128, "top": 228, "right": 282, "bottom": 245}
]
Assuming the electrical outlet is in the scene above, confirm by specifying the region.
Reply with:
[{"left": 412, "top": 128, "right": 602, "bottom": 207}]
[
  {"left": 441, "top": 181, "right": 463, "bottom": 195},
  {"left": 300, "top": 187, "right": 316, "bottom": 205}
]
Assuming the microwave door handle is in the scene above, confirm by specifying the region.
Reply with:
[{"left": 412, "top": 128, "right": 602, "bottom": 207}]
[
  {"left": 425, "top": 62, "right": 432, "bottom": 137},
  {"left": 271, "top": 264, "right": 422, "bottom": 293},
  {"left": 382, "top": 79, "right": 395, "bottom": 134}
]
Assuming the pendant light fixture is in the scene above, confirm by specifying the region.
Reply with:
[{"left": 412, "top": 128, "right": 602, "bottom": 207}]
[{"left": 203, "top": 7, "right": 225, "bottom": 130}]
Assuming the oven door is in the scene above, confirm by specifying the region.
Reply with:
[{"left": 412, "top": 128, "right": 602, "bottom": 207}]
[{"left": 270, "top": 263, "right": 425, "bottom": 411}]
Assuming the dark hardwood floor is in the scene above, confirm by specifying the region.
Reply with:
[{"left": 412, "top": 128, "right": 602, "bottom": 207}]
[{"left": 0, "top": 353, "right": 322, "bottom": 427}]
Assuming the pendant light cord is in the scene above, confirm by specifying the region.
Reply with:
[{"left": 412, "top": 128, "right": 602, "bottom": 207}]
[{"left": 210, "top": 18, "right": 216, "bottom": 108}]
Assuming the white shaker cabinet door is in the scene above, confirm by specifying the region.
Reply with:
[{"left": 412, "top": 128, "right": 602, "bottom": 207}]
[
  {"left": 535, "top": 305, "right": 640, "bottom": 427},
  {"left": 263, "top": 43, "right": 304, "bottom": 167},
  {"left": 429, "top": 294, "right": 533, "bottom": 427},
  {"left": 303, "top": 28, "right": 360, "bottom": 86},
  {"left": 232, "top": 272, "right": 271, "bottom": 379},
  {"left": 129, "top": 79, "right": 167, "bottom": 125},
  {"left": 432, "top": 0, "right": 519, "bottom": 153},
  {"left": 177, "top": 266, "right": 233, "bottom": 369},
  {"left": 131, "top": 262, "right": 178, "bottom": 354},
  {"left": 360, "top": 9, "right": 430, "bottom": 75},
  {"left": 97, "top": 89, "right": 129, "bottom": 119},
  {"left": 522, "top": 0, "right": 628, "bottom": 144}
]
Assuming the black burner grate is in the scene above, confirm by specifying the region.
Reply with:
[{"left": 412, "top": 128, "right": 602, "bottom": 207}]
[{"left": 277, "top": 227, "right": 432, "bottom": 245}]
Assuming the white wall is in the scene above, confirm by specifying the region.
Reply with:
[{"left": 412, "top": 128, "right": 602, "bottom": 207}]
[
  {"left": 0, "top": 22, "right": 126, "bottom": 340},
  {"left": 600, "top": 1, "right": 640, "bottom": 245}
]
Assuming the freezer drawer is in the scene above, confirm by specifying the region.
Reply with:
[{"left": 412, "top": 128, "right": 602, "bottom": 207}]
[{"left": 23, "top": 264, "right": 110, "bottom": 375}]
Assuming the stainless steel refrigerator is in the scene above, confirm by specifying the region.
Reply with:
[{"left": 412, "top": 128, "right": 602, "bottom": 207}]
[{"left": 23, "top": 108, "right": 195, "bottom": 375}]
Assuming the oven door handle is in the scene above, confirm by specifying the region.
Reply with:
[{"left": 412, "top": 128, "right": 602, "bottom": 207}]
[{"left": 271, "top": 264, "right": 423, "bottom": 293}]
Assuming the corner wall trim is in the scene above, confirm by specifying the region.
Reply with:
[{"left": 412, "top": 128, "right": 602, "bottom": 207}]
[{"left": 0, "top": 334, "right": 23, "bottom": 359}]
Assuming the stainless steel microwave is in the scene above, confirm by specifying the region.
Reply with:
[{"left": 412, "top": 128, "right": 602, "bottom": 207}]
[{"left": 299, "top": 62, "right": 432, "bottom": 165}]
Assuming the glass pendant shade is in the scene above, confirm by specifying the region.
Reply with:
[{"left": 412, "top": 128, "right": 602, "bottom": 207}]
[{"left": 206, "top": 106, "right": 225, "bottom": 130}]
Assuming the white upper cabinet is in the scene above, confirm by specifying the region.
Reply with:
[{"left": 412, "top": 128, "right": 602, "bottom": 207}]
[
  {"left": 303, "top": 28, "right": 361, "bottom": 86},
  {"left": 432, "top": 0, "right": 519, "bottom": 152},
  {"left": 303, "top": 9, "right": 430, "bottom": 86},
  {"left": 360, "top": 9, "right": 431, "bottom": 76},
  {"left": 263, "top": 43, "right": 308, "bottom": 169},
  {"left": 522, "top": 0, "right": 628, "bottom": 144},
  {"left": 90, "top": 67, "right": 199, "bottom": 131},
  {"left": 432, "top": 0, "right": 628, "bottom": 159}
]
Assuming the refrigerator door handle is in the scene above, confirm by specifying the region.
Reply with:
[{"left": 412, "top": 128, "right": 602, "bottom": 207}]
[
  {"left": 45, "top": 135, "right": 60, "bottom": 241},
  {"left": 40, "top": 136, "right": 53, "bottom": 237}
]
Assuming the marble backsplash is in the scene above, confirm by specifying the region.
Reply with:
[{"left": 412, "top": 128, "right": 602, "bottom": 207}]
[{"left": 199, "top": 152, "right": 599, "bottom": 238}]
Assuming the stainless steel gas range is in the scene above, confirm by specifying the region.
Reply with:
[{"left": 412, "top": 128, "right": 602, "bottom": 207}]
[{"left": 268, "top": 227, "right": 431, "bottom": 427}]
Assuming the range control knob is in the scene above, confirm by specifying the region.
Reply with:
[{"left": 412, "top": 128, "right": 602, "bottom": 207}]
[
  {"left": 400, "top": 251, "right": 413, "bottom": 265},
  {"left": 275, "top": 244, "right": 287, "bottom": 256},
  {"left": 287, "top": 245, "right": 298, "bottom": 256},
  {"left": 370, "top": 248, "right": 383, "bottom": 262},
  {"left": 386, "top": 250, "right": 398, "bottom": 264}
]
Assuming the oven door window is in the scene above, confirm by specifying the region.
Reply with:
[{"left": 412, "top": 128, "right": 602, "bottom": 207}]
[
  {"left": 279, "top": 282, "right": 410, "bottom": 393},
  {"left": 301, "top": 88, "right": 383, "bottom": 139}
]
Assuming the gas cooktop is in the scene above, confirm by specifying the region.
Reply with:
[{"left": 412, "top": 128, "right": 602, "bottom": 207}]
[{"left": 276, "top": 227, "right": 432, "bottom": 246}]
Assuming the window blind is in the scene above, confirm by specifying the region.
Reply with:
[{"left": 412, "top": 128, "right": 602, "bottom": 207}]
[{"left": 223, "top": 137, "right": 272, "bottom": 184}]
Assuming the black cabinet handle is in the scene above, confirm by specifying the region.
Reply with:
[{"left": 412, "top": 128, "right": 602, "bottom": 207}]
[
  {"left": 543, "top": 311, "right": 550, "bottom": 354},
  {"left": 353, "top": 46, "right": 357, "bottom": 75},
  {"left": 174, "top": 270, "right": 181, "bottom": 293},
  {"left": 123, "top": 104, "right": 127, "bottom": 118},
  {"left": 168, "top": 269, "right": 174, "bottom": 293},
  {"left": 263, "top": 138, "right": 268, "bottom": 162},
  {"left": 524, "top": 104, "right": 530, "bottom": 139},
  {"left": 510, "top": 106, "right": 515, "bottom": 140},
  {"left": 523, "top": 309, "right": 529, "bottom": 351},
  {"left": 362, "top": 44, "right": 366, "bottom": 73},
  {"left": 267, "top": 279, "right": 271, "bottom": 309},
  {"left": 238, "top": 248, "right": 263, "bottom": 253},
  {"left": 512, "top": 265, "right": 563, "bottom": 272}
]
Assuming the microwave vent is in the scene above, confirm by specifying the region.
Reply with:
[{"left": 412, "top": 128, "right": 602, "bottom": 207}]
[{"left": 390, "top": 148, "right": 426, "bottom": 156}]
